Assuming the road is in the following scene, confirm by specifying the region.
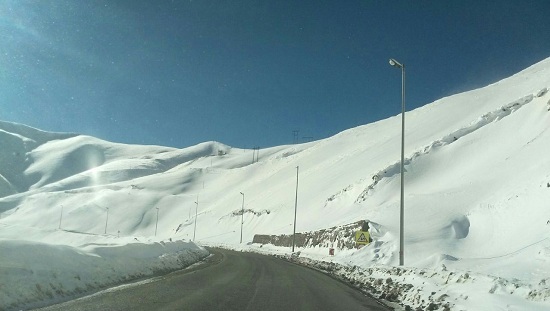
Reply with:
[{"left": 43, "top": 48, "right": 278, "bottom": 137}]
[{"left": 36, "top": 248, "right": 391, "bottom": 311}]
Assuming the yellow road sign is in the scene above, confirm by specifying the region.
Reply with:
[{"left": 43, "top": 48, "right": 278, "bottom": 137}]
[{"left": 355, "top": 230, "right": 370, "bottom": 245}]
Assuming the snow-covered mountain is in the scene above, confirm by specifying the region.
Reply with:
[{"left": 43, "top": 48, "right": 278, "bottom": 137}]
[{"left": 1, "top": 57, "right": 550, "bottom": 310}]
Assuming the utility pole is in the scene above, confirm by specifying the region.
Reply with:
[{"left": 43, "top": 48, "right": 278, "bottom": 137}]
[
  {"left": 293, "top": 130, "right": 300, "bottom": 144},
  {"left": 251, "top": 146, "right": 260, "bottom": 164},
  {"left": 292, "top": 166, "right": 299, "bottom": 252}
]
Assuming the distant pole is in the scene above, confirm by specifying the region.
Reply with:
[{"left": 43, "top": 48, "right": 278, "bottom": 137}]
[
  {"left": 389, "top": 58, "right": 406, "bottom": 266},
  {"left": 155, "top": 207, "right": 159, "bottom": 236},
  {"left": 240, "top": 192, "right": 245, "bottom": 243},
  {"left": 251, "top": 146, "right": 260, "bottom": 163},
  {"left": 292, "top": 166, "right": 299, "bottom": 252},
  {"left": 293, "top": 130, "right": 299, "bottom": 144},
  {"left": 58, "top": 205, "right": 63, "bottom": 229},
  {"left": 193, "top": 198, "right": 199, "bottom": 241},
  {"left": 104, "top": 207, "right": 109, "bottom": 234}
]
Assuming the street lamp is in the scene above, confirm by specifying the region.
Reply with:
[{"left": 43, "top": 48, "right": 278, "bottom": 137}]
[
  {"left": 58, "top": 205, "right": 64, "bottom": 229},
  {"left": 104, "top": 207, "right": 109, "bottom": 234},
  {"left": 240, "top": 192, "right": 245, "bottom": 244},
  {"left": 193, "top": 200, "right": 198, "bottom": 241},
  {"left": 292, "top": 166, "right": 299, "bottom": 252},
  {"left": 155, "top": 207, "right": 159, "bottom": 236},
  {"left": 389, "top": 58, "right": 405, "bottom": 266}
]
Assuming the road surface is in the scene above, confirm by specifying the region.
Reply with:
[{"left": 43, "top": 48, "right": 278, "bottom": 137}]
[{"left": 36, "top": 248, "right": 391, "bottom": 311}]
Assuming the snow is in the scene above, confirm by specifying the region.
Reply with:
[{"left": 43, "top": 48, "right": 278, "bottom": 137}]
[
  {"left": 1, "top": 56, "right": 550, "bottom": 310},
  {"left": 0, "top": 237, "right": 207, "bottom": 310}
]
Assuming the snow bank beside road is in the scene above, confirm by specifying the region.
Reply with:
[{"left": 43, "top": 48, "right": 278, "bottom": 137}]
[
  {"left": 290, "top": 254, "right": 550, "bottom": 311},
  {"left": 223, "top": 242, "right": 550, "bottom": 311},
  {"left": 0, "top": 239, "right": 208, "bottom": 311}
]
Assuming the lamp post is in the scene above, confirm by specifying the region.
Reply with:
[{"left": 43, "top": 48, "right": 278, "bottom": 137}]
[
  {"left": 240, "top": 192, "right": 245, "bottom": 244},
  {"left": 389, "top": 58, "right": 405, "bottom": 266},
  {"left": 193, "top": 200, "right": 198, "bottom": 241},
  {"left": 292, "top": 166, "right": 299, "bottom": 252},
  {"left": 155, "top": 207, "right": 159, "bottom": 236},
  {"left": 58, "top": 205, "right": 63, "bottom": 229},
  {"left": 104, "top": 207, "right": 109, "bottom": 234}
]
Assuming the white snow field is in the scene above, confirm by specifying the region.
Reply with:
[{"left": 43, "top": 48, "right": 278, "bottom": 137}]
[{"left": 1, "top": 57, "right": 550, "bottom": 310}]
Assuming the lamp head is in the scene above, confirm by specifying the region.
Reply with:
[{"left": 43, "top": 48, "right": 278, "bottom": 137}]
[{"left": 389, "top": 58, "right": 403, "bottom": 68}]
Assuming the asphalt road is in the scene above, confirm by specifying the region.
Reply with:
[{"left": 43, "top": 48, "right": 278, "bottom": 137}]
[{"left": 36, "top": 248, "right": 390, "bottom": 311}]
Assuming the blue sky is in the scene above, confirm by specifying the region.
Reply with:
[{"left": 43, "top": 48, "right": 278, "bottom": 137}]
[{"left": 2, "top": 1, "right": 550, "bottom": 148}]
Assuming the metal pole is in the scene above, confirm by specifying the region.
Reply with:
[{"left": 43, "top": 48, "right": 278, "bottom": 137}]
[
  {"left": 104, "top": 207, "right": 109, "bottom": 234},
  {"left": 400, "top": 64, "right": 406, "bottom": 266},
  {"left": 292, "top": 166, "right": 299, "bottom": 252},
  {"left": 240, "top": 192, "right": 244, "bottom": 243},
  {"left": 155, "top": 207, "right": 159, "bottom": 236},
  {"left": 58, "top": 205, "right": 63, "bottom": 229},
  {"left": 389, "top": 58, "right": 405, "bottom": 266},
  {"left": 193, "top": 198, "right": 198, "bottom": 241}
]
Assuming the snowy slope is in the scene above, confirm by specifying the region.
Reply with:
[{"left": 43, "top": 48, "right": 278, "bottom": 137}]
[{"left": 1, "top": 57, "right": 550, "bottom": 310}]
